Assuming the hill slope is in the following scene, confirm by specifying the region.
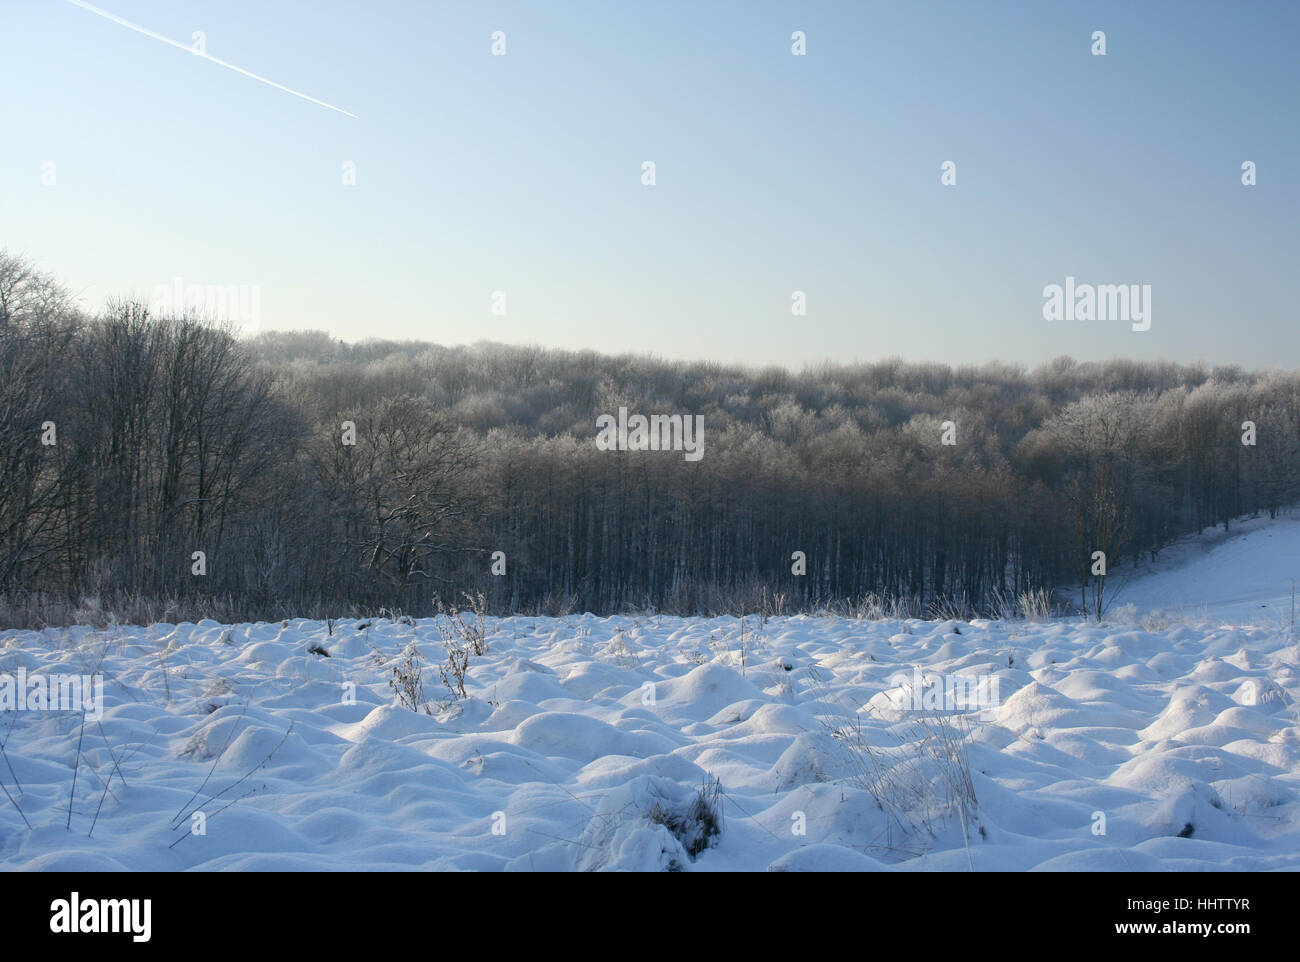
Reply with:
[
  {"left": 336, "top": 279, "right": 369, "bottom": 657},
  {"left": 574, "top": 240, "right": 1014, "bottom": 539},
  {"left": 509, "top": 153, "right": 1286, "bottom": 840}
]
[{"left": 1113, "top": 513, "right": 1300, "bottom": 627}]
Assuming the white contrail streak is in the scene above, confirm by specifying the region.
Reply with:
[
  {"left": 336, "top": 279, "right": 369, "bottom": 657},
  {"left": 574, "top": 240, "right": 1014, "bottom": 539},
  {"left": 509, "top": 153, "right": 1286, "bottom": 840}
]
[{"left": 65, "top": 0, "right": 358, "bottom": 119}]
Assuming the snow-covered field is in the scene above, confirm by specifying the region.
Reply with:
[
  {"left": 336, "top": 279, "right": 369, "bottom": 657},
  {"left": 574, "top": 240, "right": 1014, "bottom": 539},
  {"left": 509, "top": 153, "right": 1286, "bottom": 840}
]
[{"left": 3, "top": 526, "right": 1300, "bottom": 871}]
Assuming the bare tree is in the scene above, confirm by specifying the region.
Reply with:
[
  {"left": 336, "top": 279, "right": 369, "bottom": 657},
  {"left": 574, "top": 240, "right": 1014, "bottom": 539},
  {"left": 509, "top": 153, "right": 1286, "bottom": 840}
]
[{"left": 0, "top": 251, "right": 73, "bottom": 328}]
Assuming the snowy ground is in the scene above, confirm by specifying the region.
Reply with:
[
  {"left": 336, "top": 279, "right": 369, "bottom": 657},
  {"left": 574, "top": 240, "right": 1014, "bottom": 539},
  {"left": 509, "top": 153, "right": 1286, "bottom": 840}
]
[
  {"left": 2, "top": 528, "right": 1299, "bottom": 872},
  {"left": 1106, "top": 513, "right": 1300, "bottom": 628}
]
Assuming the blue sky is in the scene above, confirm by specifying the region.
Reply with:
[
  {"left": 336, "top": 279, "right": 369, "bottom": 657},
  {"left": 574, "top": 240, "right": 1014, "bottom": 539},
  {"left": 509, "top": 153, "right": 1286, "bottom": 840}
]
[{"left": 2, "top": 0, "right": 1296, "bottom": 368}]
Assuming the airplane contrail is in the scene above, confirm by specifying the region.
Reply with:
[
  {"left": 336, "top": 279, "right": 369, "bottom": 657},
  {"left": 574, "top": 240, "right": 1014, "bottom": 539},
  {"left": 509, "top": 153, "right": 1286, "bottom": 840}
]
[{"left": 65, "top": 0, "right": 358, "bottom": 119}]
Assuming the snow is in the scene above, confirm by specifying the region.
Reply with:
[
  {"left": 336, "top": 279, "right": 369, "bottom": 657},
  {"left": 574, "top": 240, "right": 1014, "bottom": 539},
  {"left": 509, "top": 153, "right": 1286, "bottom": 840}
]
[
  {"left": 1, "top": 521, "right": 1299, "bottom": 871},
  {"left": 1106, "top": 513, "right": 1300, "bottom": 628}
]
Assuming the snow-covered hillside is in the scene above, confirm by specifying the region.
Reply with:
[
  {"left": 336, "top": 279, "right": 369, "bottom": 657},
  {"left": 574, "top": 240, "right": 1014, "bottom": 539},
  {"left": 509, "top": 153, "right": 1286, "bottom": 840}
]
[
  {"left": 1110, "top": 513, "right": 1300, "bottom": 628},
  {"left": 1, "top": 602, "right": 1297, "bottom": 871}
]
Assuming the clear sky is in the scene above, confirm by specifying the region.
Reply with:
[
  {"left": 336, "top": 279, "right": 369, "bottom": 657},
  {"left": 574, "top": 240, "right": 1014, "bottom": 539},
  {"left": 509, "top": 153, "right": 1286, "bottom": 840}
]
[{"left": 2, "top": 0, "right": 1296, "bottom": 369}]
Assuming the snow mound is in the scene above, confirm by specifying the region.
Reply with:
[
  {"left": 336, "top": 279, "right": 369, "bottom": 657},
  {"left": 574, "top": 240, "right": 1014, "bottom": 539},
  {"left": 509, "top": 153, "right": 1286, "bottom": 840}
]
[{"left": 1, "top": 601, "right": 1297, "bottom": 871}]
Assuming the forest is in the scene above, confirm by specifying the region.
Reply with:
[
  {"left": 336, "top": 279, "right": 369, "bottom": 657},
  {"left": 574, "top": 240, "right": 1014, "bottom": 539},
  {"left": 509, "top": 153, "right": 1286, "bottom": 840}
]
[{"left": 3, "top": 251, "right": 1298, "bottom": 626}]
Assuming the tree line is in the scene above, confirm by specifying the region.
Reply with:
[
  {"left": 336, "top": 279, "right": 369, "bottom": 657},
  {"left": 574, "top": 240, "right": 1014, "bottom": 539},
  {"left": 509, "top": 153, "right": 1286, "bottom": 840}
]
[{"left": 3, "top": 251, "right": 1298, "bottom": 625}]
